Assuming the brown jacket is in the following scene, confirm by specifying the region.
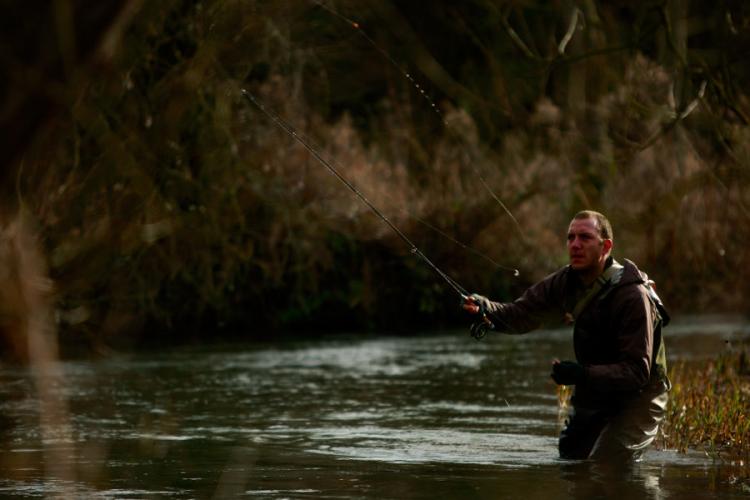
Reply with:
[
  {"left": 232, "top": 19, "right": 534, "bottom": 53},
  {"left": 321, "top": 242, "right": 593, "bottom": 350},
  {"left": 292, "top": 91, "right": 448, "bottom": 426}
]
[{"left": 484, "top": 258, "right": 668, "bottom": 409}]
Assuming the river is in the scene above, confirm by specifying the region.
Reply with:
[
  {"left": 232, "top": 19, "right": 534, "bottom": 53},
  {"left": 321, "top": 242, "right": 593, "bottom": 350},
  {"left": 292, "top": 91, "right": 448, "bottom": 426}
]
[{"left": 0, "top": 316, "right": 748, "bottom": 498}]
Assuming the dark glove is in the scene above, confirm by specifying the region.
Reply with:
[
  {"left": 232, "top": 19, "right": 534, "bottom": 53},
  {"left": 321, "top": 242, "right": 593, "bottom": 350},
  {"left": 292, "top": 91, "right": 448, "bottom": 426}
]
[
  {"left": 463, "top": 293, "right": 492, "bottom": 315},
  {"left": 551, "top": 361, "right": 586, "bottom": 385}
]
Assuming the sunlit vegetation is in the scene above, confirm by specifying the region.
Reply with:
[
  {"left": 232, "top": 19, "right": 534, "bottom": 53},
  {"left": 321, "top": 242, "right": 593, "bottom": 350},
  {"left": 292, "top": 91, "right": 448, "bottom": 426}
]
[
  {"left": 6, "top": 1, "right": 750, "bottom": 351},
  {"left": 657, "top": 346, "right": 750, "bottom": 459}
]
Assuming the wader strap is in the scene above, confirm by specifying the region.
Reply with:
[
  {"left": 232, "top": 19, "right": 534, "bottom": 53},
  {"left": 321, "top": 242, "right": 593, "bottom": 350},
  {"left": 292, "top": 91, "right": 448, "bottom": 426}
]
[
  {"left": 569, "top": 261, "right": 624, "bottom": 321},
  {"left": 644, "top": 282, "right": 671, "bottom": 387}
]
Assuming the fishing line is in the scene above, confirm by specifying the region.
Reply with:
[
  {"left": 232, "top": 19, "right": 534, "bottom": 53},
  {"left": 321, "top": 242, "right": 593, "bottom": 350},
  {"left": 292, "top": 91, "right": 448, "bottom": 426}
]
[
  {"left": 239, "top": 92, "right": 517, "bottom": 275},
  {"left": 241, "top": 89, "right": 471, "bottom": 299},
  {"left": 396, "top": 208, "right": 519, "bottom": 275},
  {"left": 312, "top": 0, "right": 445, "bottom": 119},
  {"left": 311, "top": 0, "right": 526, "bottom": 252},
  {"left": 242, "top": 90, "right": 522, "bottom": 337}
]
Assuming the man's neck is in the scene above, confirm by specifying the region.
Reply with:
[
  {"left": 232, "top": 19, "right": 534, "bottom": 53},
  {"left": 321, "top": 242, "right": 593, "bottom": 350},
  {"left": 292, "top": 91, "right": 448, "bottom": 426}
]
[
  {"left": 578, "top": 256, "right": 612, "bottom": 286},
  {"left": 578, "top": 268, "right": 603, "bottom": 287}
]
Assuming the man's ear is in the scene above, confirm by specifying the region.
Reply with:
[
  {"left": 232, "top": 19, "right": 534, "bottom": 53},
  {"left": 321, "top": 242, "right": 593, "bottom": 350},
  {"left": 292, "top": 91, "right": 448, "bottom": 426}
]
[{"left": 602, "top": 238, "right": 613, "bottom": 255}]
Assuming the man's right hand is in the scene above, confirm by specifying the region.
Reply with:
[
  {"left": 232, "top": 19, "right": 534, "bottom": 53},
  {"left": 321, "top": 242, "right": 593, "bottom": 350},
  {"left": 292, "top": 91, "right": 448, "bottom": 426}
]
[{"left": 462, "top": 293, "right": 491, "bottom": 315}]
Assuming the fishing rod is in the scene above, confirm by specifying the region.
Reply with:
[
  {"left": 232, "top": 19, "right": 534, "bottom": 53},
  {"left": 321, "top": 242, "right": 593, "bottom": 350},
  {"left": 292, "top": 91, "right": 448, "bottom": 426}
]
[
  {"left": 396, "top": 208, "right": 518, "bottom": 275},
  {"left": 241, "top": 89, "right": 496, "bottom": 338},
  {"left": 311, "top": 0, "right": 526, "bottom": 247},
  {"left": 242, "top": 90, "right": 467, "bottom": 297}
]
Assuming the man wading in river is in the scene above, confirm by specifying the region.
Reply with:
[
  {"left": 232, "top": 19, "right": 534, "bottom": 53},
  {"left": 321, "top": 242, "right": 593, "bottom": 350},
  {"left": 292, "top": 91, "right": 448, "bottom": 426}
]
[{"left": 463, "top": 210, "right": 670, "bottom": 462}]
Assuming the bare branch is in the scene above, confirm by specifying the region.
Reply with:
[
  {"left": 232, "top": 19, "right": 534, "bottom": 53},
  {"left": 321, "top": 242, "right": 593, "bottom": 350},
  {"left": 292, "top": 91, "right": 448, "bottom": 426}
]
[
  {"left": 501, "top": 9, "right": 542, "bottom": 61},
  {"left": 678, "top": 80, "right": 707, "bottom": 120},
  {"left": 558, "top": 8, "right": 582, "bottom": 56}
]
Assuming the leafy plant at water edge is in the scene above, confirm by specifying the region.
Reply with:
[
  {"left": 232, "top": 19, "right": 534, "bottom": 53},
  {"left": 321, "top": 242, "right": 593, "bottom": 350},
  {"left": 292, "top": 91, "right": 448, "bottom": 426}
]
[{"left": 657, "top": 347, "right": 750, "bottom": 459}]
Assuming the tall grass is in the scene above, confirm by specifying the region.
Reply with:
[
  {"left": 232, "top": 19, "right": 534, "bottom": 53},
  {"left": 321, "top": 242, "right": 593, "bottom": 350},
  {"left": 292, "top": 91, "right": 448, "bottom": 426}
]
[{"left": 657, "top": 347, "right": 750, "bottom": 459}]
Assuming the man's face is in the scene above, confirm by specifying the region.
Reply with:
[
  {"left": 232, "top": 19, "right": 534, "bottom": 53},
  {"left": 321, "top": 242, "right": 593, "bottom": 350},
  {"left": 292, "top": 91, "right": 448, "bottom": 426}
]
[{"left": 567, "top": 217, "right": 611, "bottom": 274}]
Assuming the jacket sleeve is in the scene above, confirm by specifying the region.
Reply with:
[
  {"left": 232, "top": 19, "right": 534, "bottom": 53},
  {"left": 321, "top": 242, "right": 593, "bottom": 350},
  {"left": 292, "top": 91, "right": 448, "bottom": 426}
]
[
  {"left": 483, "top": 270, "right": 567, "bottom": 334},
  {"left": 585, "top": 286, "right": 654, "bottom": 392}
]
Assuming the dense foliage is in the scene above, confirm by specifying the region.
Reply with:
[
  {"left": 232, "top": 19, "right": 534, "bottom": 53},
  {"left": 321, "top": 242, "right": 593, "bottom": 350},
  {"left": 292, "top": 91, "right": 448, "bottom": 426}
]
[{"left": 12, "top": 0, "right": 750, "bottom": 349}]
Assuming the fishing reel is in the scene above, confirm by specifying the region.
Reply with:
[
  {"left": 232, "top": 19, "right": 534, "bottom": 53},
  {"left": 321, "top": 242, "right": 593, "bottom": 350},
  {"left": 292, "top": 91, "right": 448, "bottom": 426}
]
[
  {"left": 465, "top": 294, "right": 495, "bottom": 341},
  {"left": 469, "top": 316, "right": 492, "bottom": 340}
]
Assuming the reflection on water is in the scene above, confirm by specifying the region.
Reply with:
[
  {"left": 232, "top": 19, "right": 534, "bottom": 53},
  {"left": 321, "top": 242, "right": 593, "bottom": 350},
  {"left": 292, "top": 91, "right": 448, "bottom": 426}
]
[{"left": 0, "top": 319, "right": 748, "bottom": 498}]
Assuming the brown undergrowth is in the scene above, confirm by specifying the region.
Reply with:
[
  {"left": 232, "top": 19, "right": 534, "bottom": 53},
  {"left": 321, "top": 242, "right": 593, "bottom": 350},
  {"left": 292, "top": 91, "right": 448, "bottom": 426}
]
[{"left": 11, "top": 1, "right": 750, "bottom": 349}]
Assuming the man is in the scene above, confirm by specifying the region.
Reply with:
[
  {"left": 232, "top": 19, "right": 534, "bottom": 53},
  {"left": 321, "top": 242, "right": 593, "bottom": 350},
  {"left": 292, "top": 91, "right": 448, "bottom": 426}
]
[{"left": 464, "top": 210, "right": 670, "bottom": 461}]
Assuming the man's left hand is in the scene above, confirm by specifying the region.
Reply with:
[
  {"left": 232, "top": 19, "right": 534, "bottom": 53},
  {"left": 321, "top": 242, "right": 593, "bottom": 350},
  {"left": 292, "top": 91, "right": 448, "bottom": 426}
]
[{"left": 551, "top": 360, "right": 586, "bottom": 385}]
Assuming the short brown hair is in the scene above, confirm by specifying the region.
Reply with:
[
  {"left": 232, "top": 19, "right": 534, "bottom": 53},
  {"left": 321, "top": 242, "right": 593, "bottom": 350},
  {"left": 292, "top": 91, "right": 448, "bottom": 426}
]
[{"left": 573, "top": 210, "right": 613, "bottom": 241}]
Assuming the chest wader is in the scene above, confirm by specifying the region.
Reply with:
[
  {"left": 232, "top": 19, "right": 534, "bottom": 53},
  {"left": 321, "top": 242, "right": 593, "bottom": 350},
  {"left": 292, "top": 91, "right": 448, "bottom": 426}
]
[{"left": 558, "top": 261, "right": 670, "bottom": 461}]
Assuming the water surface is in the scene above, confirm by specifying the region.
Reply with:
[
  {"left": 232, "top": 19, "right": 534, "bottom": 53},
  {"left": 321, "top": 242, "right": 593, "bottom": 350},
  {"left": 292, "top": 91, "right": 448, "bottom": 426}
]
[{"left": 0, "top": 317, "right": 748, "bottom": 498}]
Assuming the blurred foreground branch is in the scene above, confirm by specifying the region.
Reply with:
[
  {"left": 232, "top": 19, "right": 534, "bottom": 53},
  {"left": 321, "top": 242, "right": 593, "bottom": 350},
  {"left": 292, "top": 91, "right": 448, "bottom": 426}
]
[{"left": 0, "top": 214, "right": 74, "bottom": 486}]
